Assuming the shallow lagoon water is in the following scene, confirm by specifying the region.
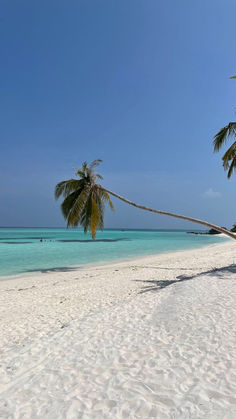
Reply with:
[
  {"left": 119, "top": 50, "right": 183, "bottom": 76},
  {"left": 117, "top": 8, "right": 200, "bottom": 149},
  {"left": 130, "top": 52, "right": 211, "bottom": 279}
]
[{"left": 0, "top": 228, "right": 228, "bottom": 277}]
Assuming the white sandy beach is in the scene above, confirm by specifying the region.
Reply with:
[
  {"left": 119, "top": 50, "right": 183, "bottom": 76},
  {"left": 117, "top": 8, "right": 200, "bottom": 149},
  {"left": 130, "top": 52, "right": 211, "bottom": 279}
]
[{"left": 0, "top": 241, "right": 236, "bottom": 418}]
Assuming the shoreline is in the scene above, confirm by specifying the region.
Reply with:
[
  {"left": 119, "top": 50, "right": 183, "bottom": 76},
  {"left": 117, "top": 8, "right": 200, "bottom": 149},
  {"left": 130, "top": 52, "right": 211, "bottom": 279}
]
[
  {"left": 0, "top": 240, "right": 236, "bottom": 416},
  {"left": 0, "top": 234, "right": 230, "bottom": 281}
]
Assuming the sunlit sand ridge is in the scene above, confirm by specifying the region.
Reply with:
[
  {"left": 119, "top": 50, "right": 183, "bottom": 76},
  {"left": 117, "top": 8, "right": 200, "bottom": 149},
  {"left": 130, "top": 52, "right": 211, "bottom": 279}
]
[{"left": 0, "top": 241, "right": 236, "bottom": 417}]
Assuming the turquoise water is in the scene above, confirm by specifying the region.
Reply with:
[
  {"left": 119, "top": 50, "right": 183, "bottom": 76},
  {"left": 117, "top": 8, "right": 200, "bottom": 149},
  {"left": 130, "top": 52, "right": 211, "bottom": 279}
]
[{"left": 0, "top": 228, "right": 228, "bottom": 278}]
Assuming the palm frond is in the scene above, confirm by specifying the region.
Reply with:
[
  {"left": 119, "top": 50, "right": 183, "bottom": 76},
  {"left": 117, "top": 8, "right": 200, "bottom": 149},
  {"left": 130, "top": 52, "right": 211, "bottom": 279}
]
[
  {"left": 227, "top": 156, "right": 236, "bottom": 178},
  {"left": 60, "top": 190, "right": 80, "bottom": 219},
  {"left": 99, "top": 189, "right": 114, "bottom": 210},
  {"left": 98, "top": 208, "right": 104, "bottom": 230},
  {"left": 80, "top": 196, "right": 92, "bottom": 233},
  {"left": 82, "top": 161, "right": 88, "bottom": 171},
  {"left": 74, "top": 161, "right": 89, "bottom": 179},
  {"left": 55, "top": 179, "right": 82, "bottom": 199},
  {"left": 222, "top": 141, "right": 236, "bottom": 166},
  {"left": 222, "top": 142, "right": 236, "bottom": 178},
  {"left": 90, "top": 198, "right": 100, "bottom": 239},
  {"left": 67, "top": 188, "right": 89, "bottom": 227},
  {"left": 75, "top": 170, "right": 86, "bottom": 178},
  {"left": 89, "top": 159, "right": 102, "bottom": 170},
  {"left": 213, "top": 123, "right": 236, "bottom": 152},
  {"left": 94, "top": 193, "right": 105, "bottom": 230}
]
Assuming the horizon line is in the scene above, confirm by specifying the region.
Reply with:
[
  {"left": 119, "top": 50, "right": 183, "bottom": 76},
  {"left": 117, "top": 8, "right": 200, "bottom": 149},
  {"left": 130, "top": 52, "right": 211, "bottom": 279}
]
[{"left": 0, "top": 226, "right": 208, "bottom": 231}]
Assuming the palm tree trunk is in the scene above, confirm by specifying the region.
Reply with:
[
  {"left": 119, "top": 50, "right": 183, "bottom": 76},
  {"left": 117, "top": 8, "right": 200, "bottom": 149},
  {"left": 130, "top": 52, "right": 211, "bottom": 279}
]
[{"left": 102, "top": 187, "right": 236, "bottom": 241}]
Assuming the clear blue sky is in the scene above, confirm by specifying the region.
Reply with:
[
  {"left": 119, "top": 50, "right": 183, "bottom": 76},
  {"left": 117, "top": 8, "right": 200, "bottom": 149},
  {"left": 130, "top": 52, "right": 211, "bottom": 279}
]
[{"left": 1, "top": 0, "right": 236, "bottom": 229}]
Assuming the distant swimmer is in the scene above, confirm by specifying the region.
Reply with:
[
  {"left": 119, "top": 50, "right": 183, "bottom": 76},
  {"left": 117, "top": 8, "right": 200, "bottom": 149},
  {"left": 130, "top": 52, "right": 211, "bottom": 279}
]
[{"left": 40, "top": 238, "right": 43, "bottom": 242}]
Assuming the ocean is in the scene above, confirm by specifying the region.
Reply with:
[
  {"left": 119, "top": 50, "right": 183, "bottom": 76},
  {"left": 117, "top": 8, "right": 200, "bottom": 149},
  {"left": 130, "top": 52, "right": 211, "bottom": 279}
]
[{"left": 0, "top": 228, "right": 228, "bottom": 278}]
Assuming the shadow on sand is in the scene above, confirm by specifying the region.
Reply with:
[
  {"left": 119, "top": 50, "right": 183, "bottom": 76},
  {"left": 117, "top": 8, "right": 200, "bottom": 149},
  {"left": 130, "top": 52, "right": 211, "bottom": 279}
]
[{"left": 134, "top": 264, "right": 236, "bottom": 294}]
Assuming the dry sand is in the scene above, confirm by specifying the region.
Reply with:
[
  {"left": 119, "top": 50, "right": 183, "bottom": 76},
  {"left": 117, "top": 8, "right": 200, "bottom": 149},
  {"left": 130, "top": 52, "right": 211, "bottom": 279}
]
[{"left": 0, "top": 241, "right": 236, "bottom": 418}]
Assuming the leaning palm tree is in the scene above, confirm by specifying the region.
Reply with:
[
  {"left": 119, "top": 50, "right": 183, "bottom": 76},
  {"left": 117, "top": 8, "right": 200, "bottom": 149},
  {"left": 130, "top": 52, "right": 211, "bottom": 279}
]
[
  {"left": 55, "top": 159, "right": 114, "bottom": 239},
  {"left": 55, "top": 159, "right": 236, "bottom": 240},
  {"left": 213, "top": 76, "right": 236, "bottom": 178}
]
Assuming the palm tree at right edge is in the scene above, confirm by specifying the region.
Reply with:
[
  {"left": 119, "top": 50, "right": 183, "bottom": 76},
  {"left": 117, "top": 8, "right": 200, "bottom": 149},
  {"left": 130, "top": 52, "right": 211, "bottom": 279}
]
[{"left": 213, "top": 76, "right": 236, "bottom": 178}]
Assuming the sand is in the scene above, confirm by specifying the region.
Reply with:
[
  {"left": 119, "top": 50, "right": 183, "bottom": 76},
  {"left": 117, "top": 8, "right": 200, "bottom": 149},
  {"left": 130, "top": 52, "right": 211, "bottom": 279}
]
[{"left": 0, "top": 241, "right": 236, "bottom": 418}]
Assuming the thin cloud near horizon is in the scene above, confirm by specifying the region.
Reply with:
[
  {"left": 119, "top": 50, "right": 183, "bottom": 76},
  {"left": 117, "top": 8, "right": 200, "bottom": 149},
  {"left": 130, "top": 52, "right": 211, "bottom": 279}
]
[{"left": 203, "top": 188, "right": 221, "bottom": 199}]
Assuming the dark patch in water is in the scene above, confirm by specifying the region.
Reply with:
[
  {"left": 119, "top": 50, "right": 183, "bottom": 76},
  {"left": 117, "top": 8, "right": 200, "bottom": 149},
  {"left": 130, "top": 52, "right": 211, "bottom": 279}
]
[
  {"left": 0, "top": 237, "right": 53, "bottom": 240},
  {"left": 27, "top": 236, "right": 53, "bottom": 240},
  {"left": 57, "top": 238, "right": 130, "bottom": 243},
  {"left": 0, "top": 238, "right": 20, "bottom": 240},
  {"left": 1, "top": 241, "right": 33, "bottom": 244},
  {"left": 24, "top": 266, "right": 80, "bottom": 273}
]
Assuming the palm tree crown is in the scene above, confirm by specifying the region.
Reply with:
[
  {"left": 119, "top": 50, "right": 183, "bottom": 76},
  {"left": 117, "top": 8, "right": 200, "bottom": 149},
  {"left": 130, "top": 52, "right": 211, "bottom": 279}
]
[
  {"left": 213, "top": 76, "right": 236, "bottom": 178},
  {"left": 55, "top": 159, "right": 114, "bottom": 239},
  {"left": 213, "top": 122, "right": 236, "bottom": 178}
]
